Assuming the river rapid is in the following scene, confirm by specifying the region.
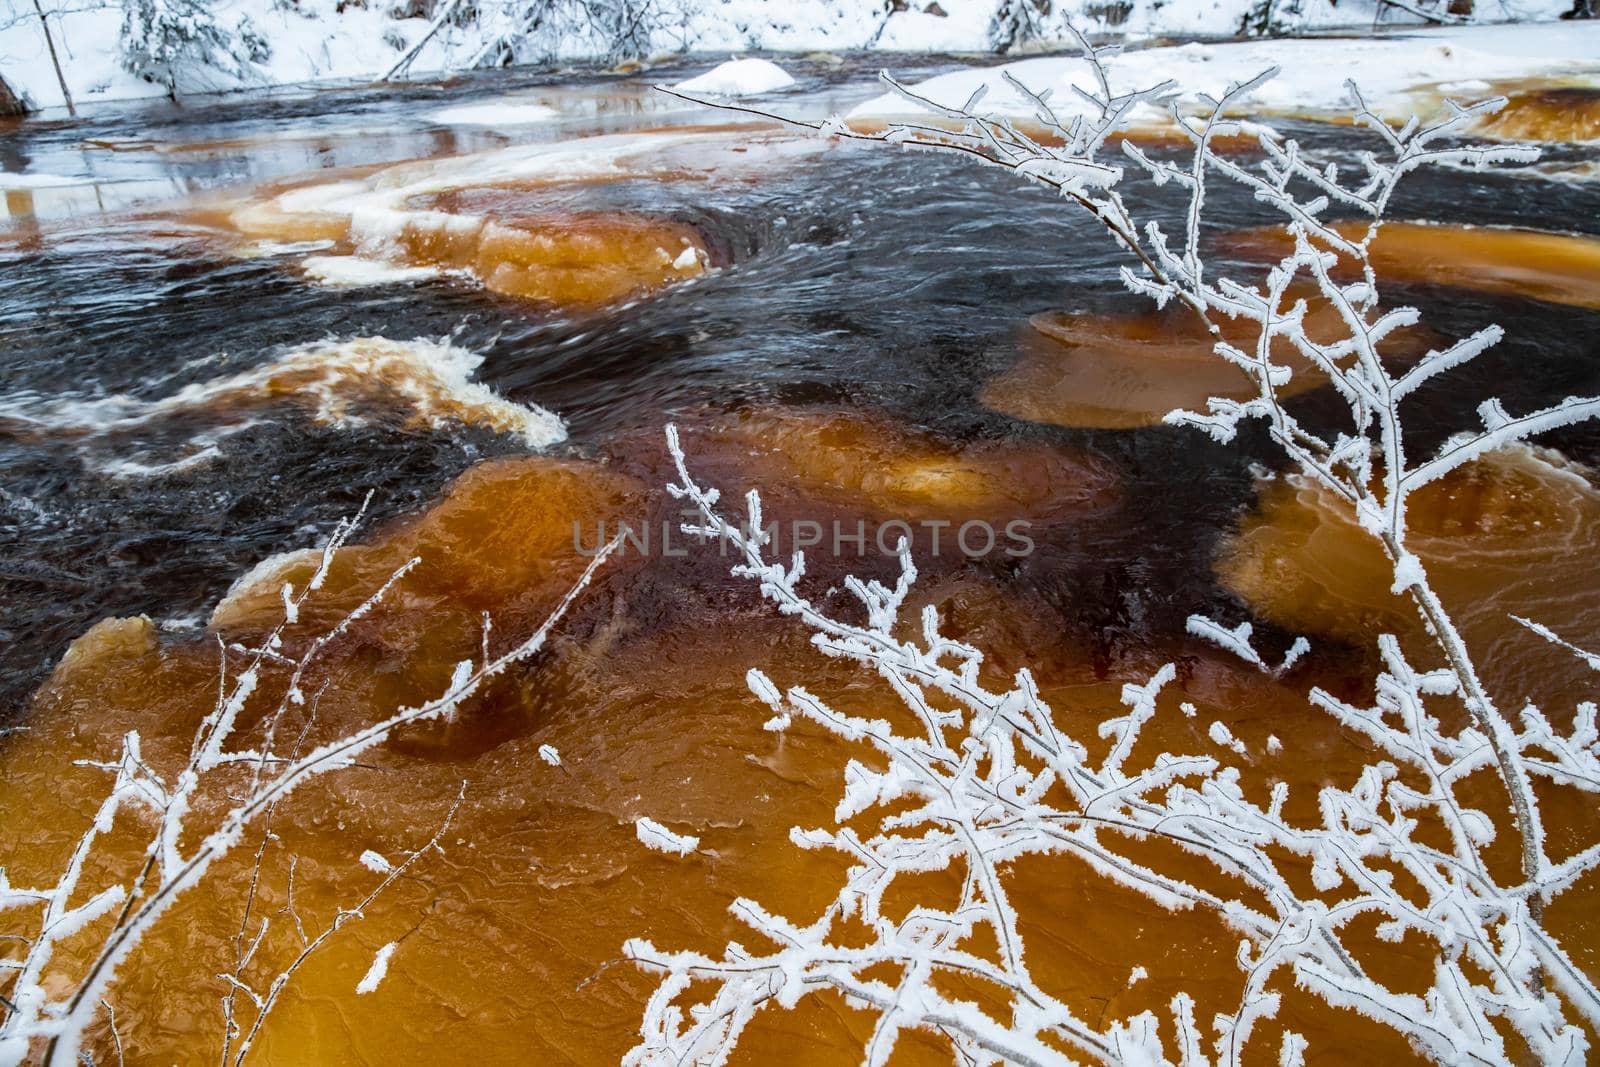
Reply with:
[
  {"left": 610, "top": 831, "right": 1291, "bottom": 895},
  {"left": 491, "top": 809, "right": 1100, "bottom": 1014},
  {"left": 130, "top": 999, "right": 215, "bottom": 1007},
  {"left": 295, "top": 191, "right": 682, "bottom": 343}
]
[{"left": 2, "top": 48, "right": 1600, "bottom": 1065}]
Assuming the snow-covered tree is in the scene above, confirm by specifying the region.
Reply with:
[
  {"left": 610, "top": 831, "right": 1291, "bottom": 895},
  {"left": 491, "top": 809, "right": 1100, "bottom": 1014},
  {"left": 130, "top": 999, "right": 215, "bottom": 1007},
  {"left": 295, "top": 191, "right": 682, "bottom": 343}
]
[
  {"left": 119, "top": 0, "right": 270, "bottom": 96},
  {"left": 469, "top": 0, "right": 673, "bottom": 68},
  {"left": 988, "top": 0, "right": 1052, "bottom": 51}
]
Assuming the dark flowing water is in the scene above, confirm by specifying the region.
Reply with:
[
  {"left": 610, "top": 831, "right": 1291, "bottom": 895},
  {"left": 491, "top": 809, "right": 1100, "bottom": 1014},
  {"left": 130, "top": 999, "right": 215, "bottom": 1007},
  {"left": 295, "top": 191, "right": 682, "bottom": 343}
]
[{"left": 2, "top": 58, "right": 1598, "bottom": 712}]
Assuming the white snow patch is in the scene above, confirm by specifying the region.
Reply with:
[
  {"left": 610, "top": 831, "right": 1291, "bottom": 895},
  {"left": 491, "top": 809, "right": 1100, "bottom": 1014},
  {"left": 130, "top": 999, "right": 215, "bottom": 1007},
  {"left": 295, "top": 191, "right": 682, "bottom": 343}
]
[
  {"left": 635, "top": 817, "right": 699, "bottom": 857},
  {"left": 355, "top": 942, "right": 397, "bottom": 995},
  {"left": 301, "top": 255, "right": 443, "bottom": 288},
  {"left": 673, "top": 58, "right": 796, "bottom": 97},
  {"left": 849, "top": 24, "right": 1600, "bottom": 128},
  {"left": 538, "top": 744, "right": 561, "bottom": 766},
  {"left": 427, "top": 102, "right": 560, "bottom": 126},
  {"left": 359, "top": 849, "right": 392, "bottom": 873},
  {"left": 4, "top": 0, "right": 1591, "bottom": 114}
]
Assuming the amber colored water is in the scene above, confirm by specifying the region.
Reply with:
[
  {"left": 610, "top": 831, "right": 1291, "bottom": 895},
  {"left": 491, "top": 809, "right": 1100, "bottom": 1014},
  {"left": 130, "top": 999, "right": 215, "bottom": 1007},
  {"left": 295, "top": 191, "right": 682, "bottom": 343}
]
[
  {"left": 1217, "top": 445, "right": 1600, "bottom": 714},
  {"left": 3, "top": 59, "right": 1600, "bottom": 1067},
  {"left": 0, "top": 446, "right": 1455, "bottom": 1065},
  {"left": 1220, "top": 221, "right": 1600, "bottom": 311},
  {"left": 980, "top": 289, "right": 1441, "bottom": 430},
  {"left": 1471, "top": 86, "right": 1600, "bottom": 145}
]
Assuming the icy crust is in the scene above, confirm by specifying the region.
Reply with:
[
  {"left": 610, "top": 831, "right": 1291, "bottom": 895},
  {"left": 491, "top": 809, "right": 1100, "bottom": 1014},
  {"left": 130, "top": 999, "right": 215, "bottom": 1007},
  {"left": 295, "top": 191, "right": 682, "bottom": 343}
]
[
  {"left": 0, "top": 172, "right": 94, "bottom": 189},
  {"left": 425, "top": 102, "right": 561, "bottom": 126},
  {"left": 847, "top": 23, "right": 1600, "bottom": 132},
  {"left": 300, "top": 255, "right": 447, "bottom": 287}
]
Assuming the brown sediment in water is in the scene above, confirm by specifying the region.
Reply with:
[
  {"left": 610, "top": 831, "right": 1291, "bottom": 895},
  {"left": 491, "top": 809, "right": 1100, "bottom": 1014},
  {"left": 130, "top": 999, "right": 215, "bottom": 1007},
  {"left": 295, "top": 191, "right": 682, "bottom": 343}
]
[
  {"left": 1216, "top": 445, "right": 1600, "bottom": 712},
  {"left": 672, "top": 406, "right": 1122, "bottom": 523},
  {"left": 18, "top": 551, "right": 1588, "bottom": 1064},
  {"left": 1220, "top": 221, "right": 1600, "bottom": 311},
  {"left": 210, "top": 454, "right": 645, "bottom": 635},
  {"left": 1469, "top": 86, "right": 1600, "bottom": 144},
  {"left": 230, "top": 195, "right": 707, "bottom": 307},
  {"left": 207, "top": 125, "right": 826, "bottom": 308},
  {"left": 980, "top": 291, "right": 1440, "bottom": 431},
  {"left": 7, "top": 436, "right": 1600, "bottom": 1062}
]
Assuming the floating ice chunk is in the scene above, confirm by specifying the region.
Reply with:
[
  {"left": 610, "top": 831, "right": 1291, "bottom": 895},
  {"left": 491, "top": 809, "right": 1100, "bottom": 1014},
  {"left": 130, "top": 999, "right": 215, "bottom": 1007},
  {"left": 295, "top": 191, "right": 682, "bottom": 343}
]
[
  {"left": 356, "top": 942, "right": 397, "bottom": 995},
  {"left": 301, "top": 255, "right": 442, "bottom": 288},
  {"left": 538, "top": 745, "right": 561, "bottom": 767},
  {"left": 635, "top": 817, "right": 698, "bottom": 857},
  {"left": 672, "top": 58, "right": 795, "bottom": 97},
  {"left": 359, "top": 849, "right": 392, "bottom": 873},
  {"left": 427, "top": 102, "right": 560, "bottom": 127}
]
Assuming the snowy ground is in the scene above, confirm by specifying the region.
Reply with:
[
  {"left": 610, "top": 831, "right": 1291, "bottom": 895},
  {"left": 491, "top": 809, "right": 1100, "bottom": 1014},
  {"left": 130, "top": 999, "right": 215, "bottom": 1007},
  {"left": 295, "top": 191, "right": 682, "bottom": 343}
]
[
  {"left": 847, "top": 22, "right": 1600, "bottom": 126},
  {"left": 0, "top": 0, "right": 1581, "bottom": 115}
]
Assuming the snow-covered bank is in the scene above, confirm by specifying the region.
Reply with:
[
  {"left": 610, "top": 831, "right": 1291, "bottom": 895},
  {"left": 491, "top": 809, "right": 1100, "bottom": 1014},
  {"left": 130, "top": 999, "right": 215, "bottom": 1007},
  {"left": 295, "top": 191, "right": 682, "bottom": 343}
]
[
  {"left": 0, "top": 0, "right": 1579, "bottom": 115},
  {"left": 848, "top": 22, "right": 1600, "bottom": 129}
]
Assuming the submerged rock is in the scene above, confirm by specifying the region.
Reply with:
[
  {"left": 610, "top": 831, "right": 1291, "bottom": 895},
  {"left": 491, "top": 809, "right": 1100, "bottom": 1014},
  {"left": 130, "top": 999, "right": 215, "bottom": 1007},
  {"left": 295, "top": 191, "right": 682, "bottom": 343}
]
[
  {"left": 982, "top": 292, "right": 1436, "bottom": 431},
  {"left": 1217, "top": 445, "right": 1600, "bottom": 710}
]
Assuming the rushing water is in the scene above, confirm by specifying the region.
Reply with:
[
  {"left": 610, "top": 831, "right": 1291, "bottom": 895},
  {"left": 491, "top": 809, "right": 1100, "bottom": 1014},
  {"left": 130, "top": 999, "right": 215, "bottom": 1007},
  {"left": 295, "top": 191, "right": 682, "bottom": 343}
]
[{"left": 3, "top": 51, "right": 1600, "bottom": 1064}]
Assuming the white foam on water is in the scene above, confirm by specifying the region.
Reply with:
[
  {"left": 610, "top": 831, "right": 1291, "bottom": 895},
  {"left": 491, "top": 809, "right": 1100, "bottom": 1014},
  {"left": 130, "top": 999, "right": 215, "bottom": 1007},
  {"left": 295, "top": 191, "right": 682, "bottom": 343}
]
[
  {"left": 226, "top": 126, "right": 825, "bottom": 288},
  {"left": 0, "top": 337, "right": 567, "bottom": 477},
  {"left": 301, "top": 255, "right": 444, "bottom": 287}
]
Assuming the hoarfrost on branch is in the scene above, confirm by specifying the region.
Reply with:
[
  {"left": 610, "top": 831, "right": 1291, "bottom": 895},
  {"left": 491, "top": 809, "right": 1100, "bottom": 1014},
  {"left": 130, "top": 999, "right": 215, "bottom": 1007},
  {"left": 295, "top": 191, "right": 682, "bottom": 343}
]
[{"left": 630, "top": 32, "right": 1600, "bottom": 1066}]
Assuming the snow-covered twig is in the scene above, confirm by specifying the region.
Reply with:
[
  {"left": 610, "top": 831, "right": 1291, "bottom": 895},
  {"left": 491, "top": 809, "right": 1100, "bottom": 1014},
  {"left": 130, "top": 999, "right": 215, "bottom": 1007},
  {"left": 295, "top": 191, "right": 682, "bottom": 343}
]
[
  {"left": 220, "top": 782, "right": 465, "bottom": 1065},
  {"left": 0, "top": 514, "right": 620, "bottom": 1066},
  {"left": 626, "top": 430, "right": 1600, "bottom": 1065},
  {"left": 636, "top": 30, "right": 1600, "bottom": 1066}
]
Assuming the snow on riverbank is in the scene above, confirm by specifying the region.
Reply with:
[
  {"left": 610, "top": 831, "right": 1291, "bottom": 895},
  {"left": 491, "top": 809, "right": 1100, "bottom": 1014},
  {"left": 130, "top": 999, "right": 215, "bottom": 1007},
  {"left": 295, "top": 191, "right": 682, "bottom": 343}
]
[
  {"left": 1, "top": 0, "right": 1580, "bottom": 115},
  {"left": 847, "top": 22, "right": 1600, "bottom": 128}
]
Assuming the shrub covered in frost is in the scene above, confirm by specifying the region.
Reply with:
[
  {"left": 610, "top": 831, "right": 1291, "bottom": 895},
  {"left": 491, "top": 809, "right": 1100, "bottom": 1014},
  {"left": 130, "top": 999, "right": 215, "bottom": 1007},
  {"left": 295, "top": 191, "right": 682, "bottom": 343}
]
[{"left": 630, "top": 29, "right": 1600, "bottom": 1067}]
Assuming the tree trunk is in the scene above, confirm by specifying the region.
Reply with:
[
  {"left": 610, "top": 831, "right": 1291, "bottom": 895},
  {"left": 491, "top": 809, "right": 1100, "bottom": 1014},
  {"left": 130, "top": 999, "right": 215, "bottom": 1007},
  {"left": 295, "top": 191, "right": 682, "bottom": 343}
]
[{"left": 0, "top": 74, "right": 27, "bottom": 117}]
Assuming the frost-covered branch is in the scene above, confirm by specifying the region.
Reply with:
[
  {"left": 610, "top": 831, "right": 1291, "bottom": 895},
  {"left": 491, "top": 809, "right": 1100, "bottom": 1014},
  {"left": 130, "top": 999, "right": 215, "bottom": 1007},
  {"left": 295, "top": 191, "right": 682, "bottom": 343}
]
[
  {"left": 219, "top": 783, "right": 465, "bottom": 1065},
  {"left": 637, "top": 33, "right": 1600, "bottom": 1064},
  {"left": 624, "top": 429, "right": 1600, "bottom": 1065},
  {"left": 0, "top": 510, "right": 620, "bottom": 1066},
  {"left": 694, "top": 23, "right": 1600, "bottom": 927}
]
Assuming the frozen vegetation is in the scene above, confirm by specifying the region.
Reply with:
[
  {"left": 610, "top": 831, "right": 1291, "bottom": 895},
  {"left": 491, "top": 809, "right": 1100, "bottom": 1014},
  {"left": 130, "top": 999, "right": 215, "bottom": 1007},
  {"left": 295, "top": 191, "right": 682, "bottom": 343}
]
[
  {"left": 624, "top": 31, "right": 1600, "bottom": 1067},
  {"left": 0, "top": 511, "right": 620, "bottom": 1063}
]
